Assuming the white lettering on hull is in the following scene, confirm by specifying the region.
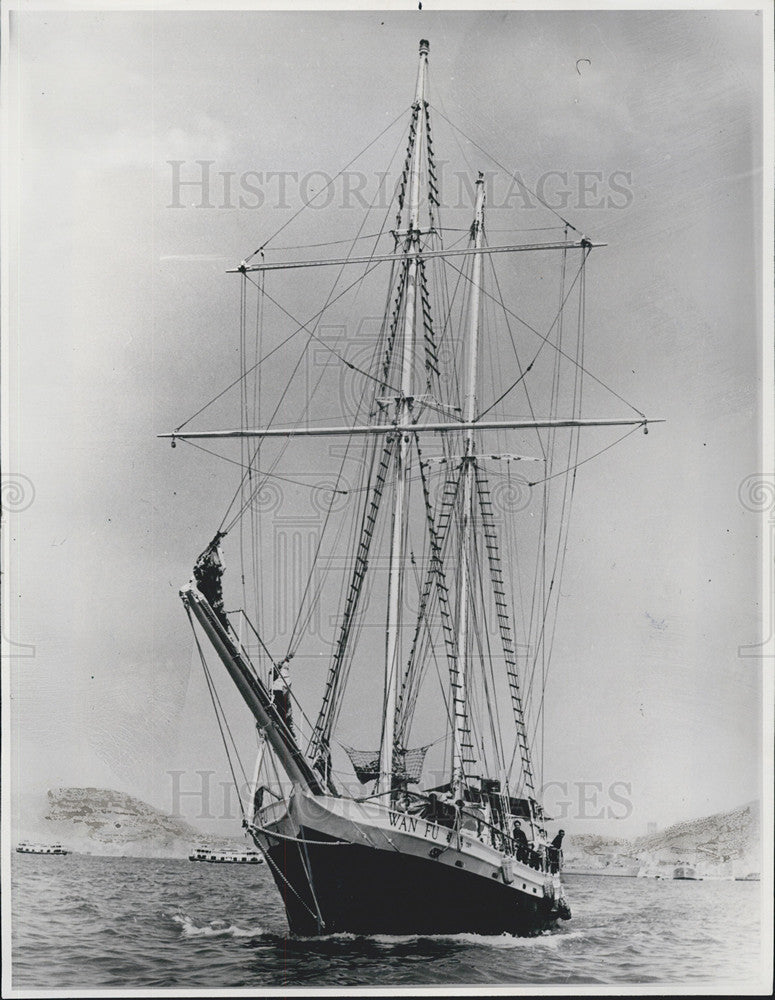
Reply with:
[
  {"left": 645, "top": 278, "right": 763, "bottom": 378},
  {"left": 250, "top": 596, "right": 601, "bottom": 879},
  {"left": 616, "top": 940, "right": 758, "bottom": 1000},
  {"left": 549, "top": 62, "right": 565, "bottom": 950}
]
[{"left": 387, "top": 811, "right": 455, "bottom": 844}]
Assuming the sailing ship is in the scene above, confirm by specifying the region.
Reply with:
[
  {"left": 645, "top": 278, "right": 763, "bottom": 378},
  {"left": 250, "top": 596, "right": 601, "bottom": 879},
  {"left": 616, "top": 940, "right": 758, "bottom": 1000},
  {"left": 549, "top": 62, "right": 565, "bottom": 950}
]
[{"left": 163, "top": 40, "right": 659, "bottom": 936}]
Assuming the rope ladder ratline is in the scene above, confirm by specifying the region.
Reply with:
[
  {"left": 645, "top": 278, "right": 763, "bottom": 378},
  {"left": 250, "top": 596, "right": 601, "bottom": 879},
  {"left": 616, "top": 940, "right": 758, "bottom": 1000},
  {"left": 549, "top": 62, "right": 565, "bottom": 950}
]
[
  {"left": 469, "top": 501, "right": 509, "bottom": 778},
  {"left": 394, "top": 92, "right": 473, "bottom": 765},
  {"left": 473, "top": 460, "right": 536, "bottom": 797},
  {"left": 302, "top": 226, "right": 414, "bottom": 759},
  {"left": 392, "top": 114, "right": 461, "bottom": 744},
  {"left": 307, "top": 93, "right": 440, "bottom": 769},
  {"left": 395, "top": 438, "right": 462, "bottom": 747}
]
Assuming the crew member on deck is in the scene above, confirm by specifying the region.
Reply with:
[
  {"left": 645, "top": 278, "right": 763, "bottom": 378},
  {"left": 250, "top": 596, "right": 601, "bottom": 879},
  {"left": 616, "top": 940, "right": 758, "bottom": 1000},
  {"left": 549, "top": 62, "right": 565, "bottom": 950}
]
[
  {"left": 193, "top": 533, "right": 228, "bottom": 628},
  {"left": 512, "top": 819, "right": 530, "bottom": 862},
  {"left": 423, "top": 790, "right": 456, "bottom": 829},
  {"left": 271, "top": 659, "right": 293, "bottom": 734},
  {"left": 548, "top": 828, "right": 565, "bottom": 873}
]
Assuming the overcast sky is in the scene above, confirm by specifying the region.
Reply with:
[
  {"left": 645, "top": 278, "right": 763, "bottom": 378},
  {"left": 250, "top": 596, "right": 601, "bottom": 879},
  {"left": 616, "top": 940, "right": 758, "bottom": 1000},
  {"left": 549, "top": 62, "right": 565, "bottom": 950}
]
[{"left": 6, "top": 5, "right": 767, "bottom": 839}]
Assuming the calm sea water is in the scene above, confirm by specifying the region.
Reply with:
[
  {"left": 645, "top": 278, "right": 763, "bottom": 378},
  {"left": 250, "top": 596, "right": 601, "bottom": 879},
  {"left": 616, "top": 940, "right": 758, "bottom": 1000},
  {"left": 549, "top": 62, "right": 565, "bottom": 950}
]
[{"left": 11, "top": 854, "right": 765, "bottom": 989}]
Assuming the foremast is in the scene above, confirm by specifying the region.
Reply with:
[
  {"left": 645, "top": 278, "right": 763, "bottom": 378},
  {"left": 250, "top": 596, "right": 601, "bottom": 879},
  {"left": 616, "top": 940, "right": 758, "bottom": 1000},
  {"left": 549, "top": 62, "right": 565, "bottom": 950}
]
[{"left": 378, "top": 38, "right": 429, "bottom": 797}]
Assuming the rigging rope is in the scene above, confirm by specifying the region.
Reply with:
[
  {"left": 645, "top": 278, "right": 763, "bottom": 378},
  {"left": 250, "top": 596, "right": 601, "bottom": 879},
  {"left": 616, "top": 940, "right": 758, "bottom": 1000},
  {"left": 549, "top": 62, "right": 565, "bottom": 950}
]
[
  {"left": 395, "top": 441, "right": 462, "bottom": 747},
  {"left": 186, "top": 608, "right": 249, "bottom": 819},
  {"left": 429, "top": 104, "right": 581, "bottom": 234},
  {"left": 303, "top": 96, "right": 453, "bottom": 766},
  {"left": 308, "top": 437, "right": 396, "bottom": 762},
  {"left": 178, "top": 437, "right": 348, "bottom": 493},
  {"left": 526, "top": 424, "right": 641, "bottom": 488},
  {"left": 471, "top": 521, "right": 508, "bottom": 776},
  {"left": 439, "top": 251, "right": 646, "bottom": 419},
  {"left": 249, "top": 825, "right": 351, "bottom": 847},
  {"left": 478, "top": 249, "right": 589, "bottom": 422},
  {"left": 474, "top": 461, "right": 535, "bottom": 795},
  {"left": 250, "top": 834, "right": 321, "bottom": 924},
  {"left": 242, "top": 105, "right": 411, "bottom": 264},
  {"left": 217, "top": 124, "right": 411, "bottom": 540},
  {"left": 267, "top": 233, "right": 390, "bottom": 252},
  {"left": 173, "top": 256, "right": 399, "bottom": 435},
  {"left": 220, "top": 259, "right": 395, "bottom": 534},
  {"left": 249, "top": 277, "right": 406, "bottom": 396},
  {"left": 281, "top": 129, "right": 413, "bottom": 661},
  {"left": 175, "top": 80, "right": 648, "bottom": 816}
]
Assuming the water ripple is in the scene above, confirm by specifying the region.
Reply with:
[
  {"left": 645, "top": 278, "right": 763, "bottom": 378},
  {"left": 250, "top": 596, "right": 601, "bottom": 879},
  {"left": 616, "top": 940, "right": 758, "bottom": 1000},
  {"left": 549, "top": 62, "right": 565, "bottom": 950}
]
[{"left": 11, "top": 855, "right": 764, "bottom": 989}]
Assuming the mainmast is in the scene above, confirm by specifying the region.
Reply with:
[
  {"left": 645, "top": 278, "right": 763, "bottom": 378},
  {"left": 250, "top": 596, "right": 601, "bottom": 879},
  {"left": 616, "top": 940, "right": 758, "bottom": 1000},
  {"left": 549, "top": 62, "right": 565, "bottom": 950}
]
[
  {"left": 452, "top": 173, "right": 486, "bottom": 799},
  {"left": 378, "top": 38, "right": 429, "bottom": 797}
]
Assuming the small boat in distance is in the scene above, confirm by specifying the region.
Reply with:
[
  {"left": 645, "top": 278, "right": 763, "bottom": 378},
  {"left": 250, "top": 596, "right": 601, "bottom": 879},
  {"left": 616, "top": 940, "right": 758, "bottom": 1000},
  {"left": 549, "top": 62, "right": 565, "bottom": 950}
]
[
  {"left": 734, "top": 872, "right": 760, "bottom": 882},
  {"left": 189, "top": 846, "right": 264, "bottom": 864},
  {"left": 16, "top": 842, "right": 69, "bottom": 856},
  {"left": 673, "top": 863, "right": 702, "bottom": 881}
]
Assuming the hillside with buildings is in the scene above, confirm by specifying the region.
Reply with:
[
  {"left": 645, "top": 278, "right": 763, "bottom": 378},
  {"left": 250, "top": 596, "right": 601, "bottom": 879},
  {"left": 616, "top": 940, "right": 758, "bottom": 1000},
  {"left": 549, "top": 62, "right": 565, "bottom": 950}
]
[{"left": 565, "top": 800, "right": 761, "bottom": 876}]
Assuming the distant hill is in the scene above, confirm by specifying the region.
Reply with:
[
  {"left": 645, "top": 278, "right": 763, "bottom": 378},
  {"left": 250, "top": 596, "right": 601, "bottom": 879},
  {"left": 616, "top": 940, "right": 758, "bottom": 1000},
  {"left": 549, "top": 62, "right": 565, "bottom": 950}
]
[
  {"left": 33, "top": 787, "right": 243, "bottom": 859},
  {"left": 565, "top": 800, "right": 761, "bottom": 876},
  {"left": 22, "top": 788, "right": 762, "bottom": 872},
  {"left": 635, "top": 800, "right": 760, "bottom": 863}
]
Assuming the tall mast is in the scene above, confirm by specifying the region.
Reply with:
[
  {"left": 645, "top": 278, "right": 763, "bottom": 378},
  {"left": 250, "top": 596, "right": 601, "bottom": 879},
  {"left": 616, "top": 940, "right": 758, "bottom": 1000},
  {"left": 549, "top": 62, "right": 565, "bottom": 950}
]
[
  {"left": 452, "top": 172, "right": 486, "bottom": 800},
  {"left": 378, "top": 38, "right": 429, "bottom": 798}
]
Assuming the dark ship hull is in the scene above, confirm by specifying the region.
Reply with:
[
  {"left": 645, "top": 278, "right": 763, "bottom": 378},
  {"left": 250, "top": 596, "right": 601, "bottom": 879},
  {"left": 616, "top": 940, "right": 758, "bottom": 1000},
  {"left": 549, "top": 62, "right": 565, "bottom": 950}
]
[
  {"left": 265, "top": 830, "right": 566, "bottom": 936},
  {"left": 252, "top": 791, "right": 570, "bottom": 937}
]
